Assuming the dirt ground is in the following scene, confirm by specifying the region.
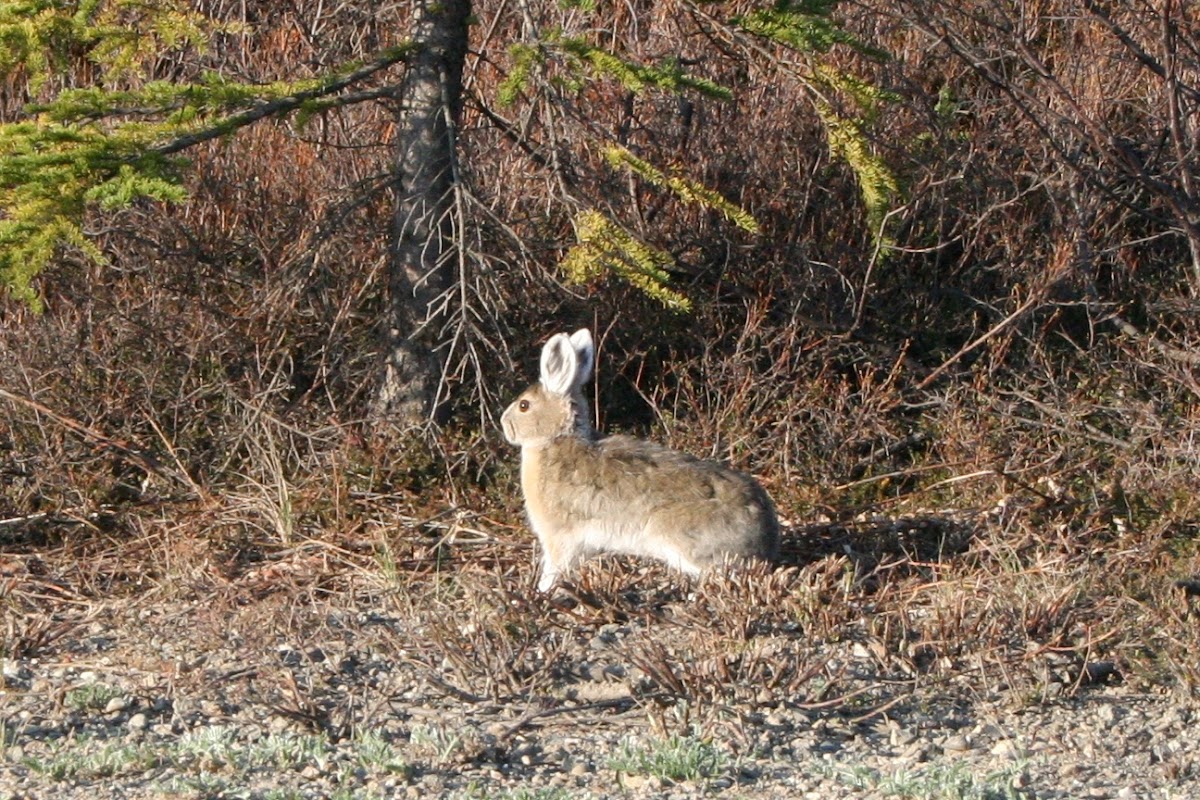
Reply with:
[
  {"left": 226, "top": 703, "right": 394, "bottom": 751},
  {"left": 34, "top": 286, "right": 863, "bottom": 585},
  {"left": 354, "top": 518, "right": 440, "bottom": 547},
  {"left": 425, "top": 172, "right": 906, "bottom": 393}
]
[{"left": 3, "top": 531, "right": 1198, "bottom": 799}]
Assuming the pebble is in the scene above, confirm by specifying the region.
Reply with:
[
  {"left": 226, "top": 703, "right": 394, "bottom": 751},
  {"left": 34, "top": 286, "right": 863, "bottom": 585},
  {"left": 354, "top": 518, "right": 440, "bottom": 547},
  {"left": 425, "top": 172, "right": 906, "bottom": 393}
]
[
  {"left": 990, "top": 739, "right": 1017, "bottom": 757},
  {"left": 104, "top": 696, "right": 130, "bottom": 713},
  {"left": 127, "top": 712, "right": 148, "bottom": 730},
  {"left": 620, "top": 774, "right": 663, "bottom": 790},
  {"left": 943, "top": 734, "right": 971, "bottom": 752}
]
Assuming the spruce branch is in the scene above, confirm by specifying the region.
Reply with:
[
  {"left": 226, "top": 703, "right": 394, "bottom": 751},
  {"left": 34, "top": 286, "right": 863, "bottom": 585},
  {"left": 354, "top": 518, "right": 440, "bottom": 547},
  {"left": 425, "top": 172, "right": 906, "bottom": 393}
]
[
  {"left": 815, "top": 101, "right": 899, "bottom": 247},
  {"left": 152, "top": 44, "right": 416, "bottom": 157},
  {"left": 561, "top": 209, "right": 691, "bottom": 312},
  {"left": 734, "top": 0, "right": 890, "bottom": 61},
  {"left": 0, "top": 40, "right": 416, "bottom": 307},
  {"left": 554, "top": 35, "right": 733, "bottom": 100},
  {"left": 603, "top": 145, "right": 760, "bottom": 234}
]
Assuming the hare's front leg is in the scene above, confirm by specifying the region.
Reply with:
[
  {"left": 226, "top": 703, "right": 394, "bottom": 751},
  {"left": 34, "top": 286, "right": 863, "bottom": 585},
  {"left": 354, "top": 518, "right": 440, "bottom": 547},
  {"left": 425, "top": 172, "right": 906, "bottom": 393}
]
[{"left": 536, "top": 533, "right": 585, "bottom": 592}]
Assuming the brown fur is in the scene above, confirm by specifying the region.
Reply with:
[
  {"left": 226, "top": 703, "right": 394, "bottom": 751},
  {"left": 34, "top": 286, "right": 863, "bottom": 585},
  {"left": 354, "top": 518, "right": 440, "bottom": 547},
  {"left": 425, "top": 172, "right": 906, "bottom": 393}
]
[{"left": 502, "top": 329, "right": 779, "bottom": 590}]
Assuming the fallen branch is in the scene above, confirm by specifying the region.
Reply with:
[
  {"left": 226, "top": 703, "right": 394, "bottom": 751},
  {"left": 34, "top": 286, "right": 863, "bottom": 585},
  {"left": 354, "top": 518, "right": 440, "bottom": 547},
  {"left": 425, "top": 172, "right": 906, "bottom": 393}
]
[
  {"left": 915, "top": 291, "right": 1043, "bottom": 391},
  {"left": 0, "top": 386, "right": 175, "bottom": 486},
  {"left": 1105, "top": 310, "right": 1200, "bottom": 366}
]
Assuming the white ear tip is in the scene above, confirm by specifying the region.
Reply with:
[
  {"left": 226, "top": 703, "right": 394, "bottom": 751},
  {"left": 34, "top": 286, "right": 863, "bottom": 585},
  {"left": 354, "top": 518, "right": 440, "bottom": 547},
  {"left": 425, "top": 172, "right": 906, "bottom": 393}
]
[{"left": 540, "top": 331, "right": 580, "bottom": 395}]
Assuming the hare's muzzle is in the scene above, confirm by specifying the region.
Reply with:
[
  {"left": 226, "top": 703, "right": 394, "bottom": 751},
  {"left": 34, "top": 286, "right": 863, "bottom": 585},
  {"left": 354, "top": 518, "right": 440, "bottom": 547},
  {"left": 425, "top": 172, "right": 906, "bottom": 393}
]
[{"left": 500, "top": 405, "right": 519, "bottom": 445}]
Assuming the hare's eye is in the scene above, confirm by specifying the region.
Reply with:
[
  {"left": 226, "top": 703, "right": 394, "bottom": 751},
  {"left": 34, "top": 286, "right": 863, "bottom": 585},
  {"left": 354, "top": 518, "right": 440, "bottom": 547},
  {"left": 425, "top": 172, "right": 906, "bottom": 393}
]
[{"left": 519, "top": 399, "right": 530, "bottom": 412}]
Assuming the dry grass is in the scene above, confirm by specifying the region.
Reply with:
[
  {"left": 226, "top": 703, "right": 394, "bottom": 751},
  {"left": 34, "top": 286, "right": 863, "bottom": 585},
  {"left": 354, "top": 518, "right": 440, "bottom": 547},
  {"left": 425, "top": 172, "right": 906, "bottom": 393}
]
[{"left": 4, "top": 316, "right": 1200, "bottom": 735}]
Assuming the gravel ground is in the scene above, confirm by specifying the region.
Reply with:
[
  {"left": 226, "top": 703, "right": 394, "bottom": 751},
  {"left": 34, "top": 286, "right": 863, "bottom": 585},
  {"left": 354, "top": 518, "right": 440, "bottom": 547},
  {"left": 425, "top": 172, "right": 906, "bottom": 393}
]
[{"left": 2, "top": 590, "right": 1197, "bottom": 800}]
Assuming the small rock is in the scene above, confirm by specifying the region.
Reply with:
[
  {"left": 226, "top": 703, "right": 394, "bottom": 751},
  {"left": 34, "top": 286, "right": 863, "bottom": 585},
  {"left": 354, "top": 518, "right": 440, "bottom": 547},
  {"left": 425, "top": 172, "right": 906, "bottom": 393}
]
[
  {"left": 127, "top": 712, "right": 148, "bottom": 730},
  {"left": 1, "top": 659, "right": 27, "bottom": 683},
  {"left": 569, "top": 761, "right": 590, "bottom": 777},
  {"left": 1084, "top": 661, "right": 1118, "bottom": 684},
  {"left": 943, "top": 734, "right": 971, "bottom": 752},
  {"left": 269, "top": 715, "right": 293, "bottom": 731},
  {"left": 990, "top": 739, "right": 1017, "bottom": 757},
  {"left": 589, "top": 628, "right": 620, "bottom": 649},
  {"left": 104, "top": 696, "right": 130, "bottom": 713},
  {"left": 623, "top": 774, "right": 663, "bottom": 790}
]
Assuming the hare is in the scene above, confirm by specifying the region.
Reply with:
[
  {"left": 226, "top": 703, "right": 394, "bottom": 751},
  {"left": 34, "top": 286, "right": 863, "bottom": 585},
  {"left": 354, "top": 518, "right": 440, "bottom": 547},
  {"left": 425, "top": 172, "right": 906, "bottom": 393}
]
[{"left": 501, "top": 328, "right": 780, "bottom": 591}]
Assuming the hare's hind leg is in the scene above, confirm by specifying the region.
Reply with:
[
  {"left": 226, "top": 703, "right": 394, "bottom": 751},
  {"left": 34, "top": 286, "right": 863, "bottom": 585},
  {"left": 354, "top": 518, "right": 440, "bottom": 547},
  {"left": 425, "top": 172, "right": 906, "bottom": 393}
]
[
  {"left": 640, "top": 510, "right": 705, "bottom": 577},
  {"left": 644, "top": 498, "right": 765, "bottom": 577}
]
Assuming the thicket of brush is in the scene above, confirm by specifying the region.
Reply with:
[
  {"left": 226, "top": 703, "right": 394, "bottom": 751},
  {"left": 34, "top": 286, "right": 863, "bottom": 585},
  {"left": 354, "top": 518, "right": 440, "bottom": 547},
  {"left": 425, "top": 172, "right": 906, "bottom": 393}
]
[{"left": 2, "top": 1, "right": 1199, "bottom": 698}]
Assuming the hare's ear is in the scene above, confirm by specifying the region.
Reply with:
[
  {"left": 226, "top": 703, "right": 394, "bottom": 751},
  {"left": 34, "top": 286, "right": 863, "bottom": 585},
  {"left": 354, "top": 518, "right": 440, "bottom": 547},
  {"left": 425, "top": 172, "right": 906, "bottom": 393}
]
[
  {"left": 540, "top": 332, "right": 581, "bottom": 396},
  {"left": 568, "top": 329, "right": 594, "bottom": 385}
]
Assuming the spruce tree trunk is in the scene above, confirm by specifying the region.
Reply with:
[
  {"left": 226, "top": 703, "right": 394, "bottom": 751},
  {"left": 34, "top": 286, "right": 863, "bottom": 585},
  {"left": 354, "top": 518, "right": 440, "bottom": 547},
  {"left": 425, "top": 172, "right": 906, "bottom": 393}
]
[{"left": 372, "top": 0, "right": 471, "bottom": 427}]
